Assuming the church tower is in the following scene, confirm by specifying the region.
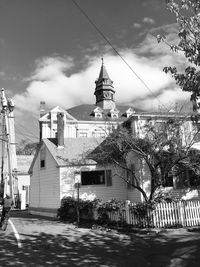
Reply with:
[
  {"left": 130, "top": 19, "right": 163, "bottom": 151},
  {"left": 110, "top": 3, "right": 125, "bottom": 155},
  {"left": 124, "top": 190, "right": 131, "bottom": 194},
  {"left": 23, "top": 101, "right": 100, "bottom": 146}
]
[{"left": 94, "top": 58, "right": 116, "bottom": 109}]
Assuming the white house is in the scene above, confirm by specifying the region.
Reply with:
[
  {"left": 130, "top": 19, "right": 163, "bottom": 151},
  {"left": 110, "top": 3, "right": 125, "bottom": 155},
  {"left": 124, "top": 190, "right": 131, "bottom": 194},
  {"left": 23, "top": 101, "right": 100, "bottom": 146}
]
[
  {"left": 29, "top": 59, "right": 200, "bottom": 217},
  {"left": 17, "top": 155, "right": 34, "bottom": 209},
  {"left": 29, "top": 134, "right": 144, "bottom": 217}
]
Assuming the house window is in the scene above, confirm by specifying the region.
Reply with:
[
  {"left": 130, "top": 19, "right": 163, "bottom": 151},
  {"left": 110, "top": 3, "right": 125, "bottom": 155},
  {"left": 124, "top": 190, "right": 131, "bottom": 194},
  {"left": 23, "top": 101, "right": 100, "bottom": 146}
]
[
  {"left": 96, "top": 132, "right": 105, "bottom": 137},
  {"left": 162, "top": 173, "right": 174, "bottom": 187},
  {"left": 40, "top": 147, "right": 46, "bottom": 169},
  {"left": 79, "top": 132, "right": 88, "bottom": 137},
  {"left": 40, "top": 160, "right": 45, "bottom": 168},
  {"left": 81, "top": 170, "right": 112, "bottom": 186}
]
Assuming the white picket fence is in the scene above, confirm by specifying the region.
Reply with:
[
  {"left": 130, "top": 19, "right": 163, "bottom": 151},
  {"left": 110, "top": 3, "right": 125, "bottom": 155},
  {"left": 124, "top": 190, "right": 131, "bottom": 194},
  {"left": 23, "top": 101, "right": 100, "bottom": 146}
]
[{"left": 105, "top": 200, "right": 200, "bottom": 228}]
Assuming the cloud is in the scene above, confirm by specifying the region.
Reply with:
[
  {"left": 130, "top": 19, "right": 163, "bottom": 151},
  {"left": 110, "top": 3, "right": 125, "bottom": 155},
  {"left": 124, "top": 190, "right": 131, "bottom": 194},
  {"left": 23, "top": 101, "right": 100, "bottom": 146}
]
[
  {"left": 141, "top": 0, "right": 162, "bottom": 11},
  {"left": 133, "top": 23, "right": 142, "bottom": 29},
  {"left": 0, "top": 71, "right": 5, "bottom": 77},
  {"left": 135, "top": 88, "right": 191, "bottom": 111},
  {"left": 143, "top": 17, "right": 155, "bottom": 24},
  {"left": 13, "top": 23, "right": 192, "bottom": 116}
]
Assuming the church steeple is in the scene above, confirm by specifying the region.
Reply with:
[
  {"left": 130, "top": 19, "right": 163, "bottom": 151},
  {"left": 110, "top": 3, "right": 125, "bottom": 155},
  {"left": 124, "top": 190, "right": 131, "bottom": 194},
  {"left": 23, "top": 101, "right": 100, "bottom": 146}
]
[{"left": 94, "top": 58, "right": 116, "bottom": 109}]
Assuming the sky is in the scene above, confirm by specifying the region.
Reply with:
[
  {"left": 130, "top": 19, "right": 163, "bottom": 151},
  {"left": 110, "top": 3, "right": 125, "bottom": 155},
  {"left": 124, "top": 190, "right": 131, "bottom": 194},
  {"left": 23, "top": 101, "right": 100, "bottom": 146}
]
[{"left": 0, "top": 0, "right": 193, "bottom": 143}]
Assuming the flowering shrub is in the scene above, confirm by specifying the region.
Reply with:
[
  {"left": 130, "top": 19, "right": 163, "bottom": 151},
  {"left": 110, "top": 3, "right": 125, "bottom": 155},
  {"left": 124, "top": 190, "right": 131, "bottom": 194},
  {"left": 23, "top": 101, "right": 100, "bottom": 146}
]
[
  {"left": 57, "top": 196, "right": 99, "bottom": 221},
  {"left": 96, "top": 199, "right": 126, "bottom": 225},
  {"left": 130, "top": 202, "right": 155, "bottom": 217},
  {"left": 57, "top": 197, "right": 127, "bottom": 224},
  {"left": 153, "top": 191, "right": 177, "bottom": 203},
  {"left": 128, "top": 202, "right": 155, "bottom": 228}
]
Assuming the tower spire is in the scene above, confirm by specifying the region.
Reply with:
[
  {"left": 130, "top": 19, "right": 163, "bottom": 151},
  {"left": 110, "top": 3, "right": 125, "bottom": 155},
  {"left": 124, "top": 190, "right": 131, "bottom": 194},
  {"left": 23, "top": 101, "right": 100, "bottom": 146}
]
[
  {"left": 101, "top": 55, "right": 104, "bottom": 65},
  {"left": 94, "top": 59, "right": 116, "bottom": 109}
]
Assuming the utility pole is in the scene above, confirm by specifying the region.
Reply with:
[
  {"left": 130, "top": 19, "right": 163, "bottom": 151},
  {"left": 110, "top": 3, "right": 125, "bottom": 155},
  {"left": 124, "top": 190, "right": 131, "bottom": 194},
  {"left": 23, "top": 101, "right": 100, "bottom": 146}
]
[{"left": 0, "top": 88, "right": 17, "bottom": 203}]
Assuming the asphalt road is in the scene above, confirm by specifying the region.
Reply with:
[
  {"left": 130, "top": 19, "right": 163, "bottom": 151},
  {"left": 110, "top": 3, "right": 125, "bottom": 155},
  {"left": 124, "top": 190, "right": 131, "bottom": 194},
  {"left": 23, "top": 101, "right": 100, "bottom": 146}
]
[{"left": 0, "top": 211, "right": 200, "bottom": 267}]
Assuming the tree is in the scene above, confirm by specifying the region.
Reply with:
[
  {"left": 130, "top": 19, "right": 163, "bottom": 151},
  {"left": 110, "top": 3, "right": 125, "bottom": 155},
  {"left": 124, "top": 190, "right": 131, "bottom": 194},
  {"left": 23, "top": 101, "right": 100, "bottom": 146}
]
[
  {"left": 89, "top": 117, "right": 200, "bottom": 203},
  {"left": 158, "top": 0, "right": 200, "bottom": 110},
  {"left": 16, "top": 139, "right": 38, "bottom": 155}
]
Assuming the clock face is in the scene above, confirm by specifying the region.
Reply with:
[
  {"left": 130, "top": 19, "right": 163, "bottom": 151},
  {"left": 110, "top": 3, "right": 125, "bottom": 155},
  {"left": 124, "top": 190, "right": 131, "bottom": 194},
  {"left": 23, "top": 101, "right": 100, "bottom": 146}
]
[{"left": 103, "top": 92, "right": 109, "bottom": 98}]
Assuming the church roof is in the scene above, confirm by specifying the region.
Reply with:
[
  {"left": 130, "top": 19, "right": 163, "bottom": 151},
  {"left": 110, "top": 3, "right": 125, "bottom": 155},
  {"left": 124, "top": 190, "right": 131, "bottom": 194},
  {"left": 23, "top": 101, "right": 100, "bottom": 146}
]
[
  {"left": 66, "top": 104, "right": 141, "bottom": 122},
  {"left": 95, "top": 60, "right": 114, "bottom": 93},
  {"left": 97, "top": 61, "right": 111, "bottom": 82}
]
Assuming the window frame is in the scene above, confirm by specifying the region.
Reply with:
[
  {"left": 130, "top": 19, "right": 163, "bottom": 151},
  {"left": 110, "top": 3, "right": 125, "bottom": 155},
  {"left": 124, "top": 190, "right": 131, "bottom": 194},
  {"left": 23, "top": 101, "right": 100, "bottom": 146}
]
[
  {"left": 40, "top": 147, "right": 46, "bottom": 169},
  {"left": 81, "top": 169, "right": 112, "bottom": 186}
]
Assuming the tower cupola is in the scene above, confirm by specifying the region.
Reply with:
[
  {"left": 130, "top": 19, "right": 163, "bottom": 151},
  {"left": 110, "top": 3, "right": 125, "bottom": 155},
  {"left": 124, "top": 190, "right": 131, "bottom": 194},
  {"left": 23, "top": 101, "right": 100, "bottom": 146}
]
[{"left": 94, "top": 58, "right": 116, "bottom": 109}]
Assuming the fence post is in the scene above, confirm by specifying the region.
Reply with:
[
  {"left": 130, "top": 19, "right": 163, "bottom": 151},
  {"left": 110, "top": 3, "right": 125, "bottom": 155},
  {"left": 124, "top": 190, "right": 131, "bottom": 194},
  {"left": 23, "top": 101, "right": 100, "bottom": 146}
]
[
  {"left": 125, "top": 200, "right": 131, "bottom": 225},
  {"left": 179, "top": 201, "right": 185, "bottom": 227}
]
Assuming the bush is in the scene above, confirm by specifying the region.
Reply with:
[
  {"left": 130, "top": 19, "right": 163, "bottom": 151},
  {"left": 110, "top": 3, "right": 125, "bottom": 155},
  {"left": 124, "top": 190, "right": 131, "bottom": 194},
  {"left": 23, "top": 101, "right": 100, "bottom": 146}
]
[
  {"left": 129, "top": 202, "right": 155, "bottom": 228},
  {"left": 57, "top": 196, "right": 99, "bottom": 222},
  {"left": 96, "top": 199, "right": 126, "bottom": 225}
]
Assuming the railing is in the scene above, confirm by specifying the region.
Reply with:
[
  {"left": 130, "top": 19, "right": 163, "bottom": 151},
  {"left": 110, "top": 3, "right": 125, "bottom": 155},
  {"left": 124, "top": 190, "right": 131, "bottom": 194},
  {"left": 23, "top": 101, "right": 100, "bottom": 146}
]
[{"left": 105, "top": 200, "right": 200, "bottom": 228}]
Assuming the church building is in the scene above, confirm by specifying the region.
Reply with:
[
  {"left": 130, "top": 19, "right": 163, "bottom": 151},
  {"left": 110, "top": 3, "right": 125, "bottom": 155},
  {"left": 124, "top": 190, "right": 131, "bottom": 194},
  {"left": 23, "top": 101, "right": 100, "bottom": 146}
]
[
  {"left": 29, "top": 59, "right": 200, "bottom": 217},
  {"left": 39, "top": 59, "right": 138, "bottom": 140}
]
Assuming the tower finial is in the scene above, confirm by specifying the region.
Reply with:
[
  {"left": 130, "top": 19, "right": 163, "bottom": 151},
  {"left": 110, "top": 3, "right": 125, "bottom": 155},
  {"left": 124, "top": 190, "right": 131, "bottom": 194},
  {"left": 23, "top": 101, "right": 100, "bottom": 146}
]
[{"left": 101, "top": 55, "right": 104, "bottom": 65}]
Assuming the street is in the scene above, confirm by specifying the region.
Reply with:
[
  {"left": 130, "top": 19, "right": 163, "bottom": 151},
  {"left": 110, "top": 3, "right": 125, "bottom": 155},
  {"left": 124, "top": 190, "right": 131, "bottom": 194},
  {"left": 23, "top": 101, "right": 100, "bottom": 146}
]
[{"left": 0, "top": 211, "right": 200, "bottom": 267}]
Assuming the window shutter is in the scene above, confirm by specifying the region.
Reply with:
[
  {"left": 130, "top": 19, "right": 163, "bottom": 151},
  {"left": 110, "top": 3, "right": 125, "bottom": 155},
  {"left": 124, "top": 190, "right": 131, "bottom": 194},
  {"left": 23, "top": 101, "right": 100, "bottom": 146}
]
[{"left": 106, "top": 170, "right": 112, "bottom": 186}]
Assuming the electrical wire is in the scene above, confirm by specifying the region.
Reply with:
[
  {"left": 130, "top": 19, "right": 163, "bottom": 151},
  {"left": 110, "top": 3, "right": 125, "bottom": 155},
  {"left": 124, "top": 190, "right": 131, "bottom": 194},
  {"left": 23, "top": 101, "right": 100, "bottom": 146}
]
[
  {"left": 71, "top": 0, "right": 167, "bottom": 110},
  {"left": 15, "top": 123, "right": 38, "bottom": 141},
  {"left": 15, "top": 128, "right": 38, "bottom": 142}
]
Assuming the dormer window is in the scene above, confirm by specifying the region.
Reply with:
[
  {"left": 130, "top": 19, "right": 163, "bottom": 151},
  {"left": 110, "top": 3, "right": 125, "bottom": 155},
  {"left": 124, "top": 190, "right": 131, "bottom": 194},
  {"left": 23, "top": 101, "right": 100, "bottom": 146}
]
[
  {"left": 112, "top": 114, "right": 118, "bottom": 119},
  {"left": 96, "top": 113, "right": 102, "bottom": 118},
  {"left": 109, "top": 107, "right": 119, "bottom": 119},
  {"left": 93, "top": 107, "right": 103, "bottom": 118},
  {"left": 125, "top": 108, "right": 135, "bottom": 118}
]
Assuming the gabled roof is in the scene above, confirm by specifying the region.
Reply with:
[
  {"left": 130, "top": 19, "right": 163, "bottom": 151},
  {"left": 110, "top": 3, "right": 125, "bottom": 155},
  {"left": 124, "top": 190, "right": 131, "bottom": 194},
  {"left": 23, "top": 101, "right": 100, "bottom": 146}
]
[
  {"left": 125, "top": 111, "right": 193, "bottom": 120},
  {"left": 29, "top": 138, "right": 104, "bottom": 173},
  {"left": 39, "top": 106, "right": 77, "bottom": 122},
  {"left": 66, "top": 104, "right": 141, "bottom": 122}
]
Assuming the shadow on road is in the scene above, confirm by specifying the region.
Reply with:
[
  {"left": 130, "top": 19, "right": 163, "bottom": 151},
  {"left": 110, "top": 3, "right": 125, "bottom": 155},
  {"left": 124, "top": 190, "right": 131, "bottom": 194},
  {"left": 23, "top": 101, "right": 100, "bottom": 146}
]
[
  {"left": 1, "top": 212, "right": 200, "bottom": 266},
  {"left": 0, "top": 228, "right": 148, "bottom": 267}
]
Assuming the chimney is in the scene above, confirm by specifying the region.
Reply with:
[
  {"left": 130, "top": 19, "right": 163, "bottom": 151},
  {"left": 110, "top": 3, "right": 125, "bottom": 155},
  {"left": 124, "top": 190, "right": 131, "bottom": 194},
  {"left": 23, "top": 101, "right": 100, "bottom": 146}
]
[
  {"left": 57, "top": 112, "right": 64, "bottom": 147},
  {"left": 40, "top": 101, "right": 46, "bottom": 118}
]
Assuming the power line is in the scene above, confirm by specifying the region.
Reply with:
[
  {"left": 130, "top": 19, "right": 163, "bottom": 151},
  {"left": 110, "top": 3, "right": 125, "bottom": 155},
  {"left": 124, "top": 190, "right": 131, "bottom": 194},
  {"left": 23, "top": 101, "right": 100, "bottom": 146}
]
[
  {"left": 15, "top": 125, "right": 38, "bottom": 142},
  {"left": 71, "top": 0, "right": 167, "bottom": 110},
  {"left": 16, "top": 123, "right": 38, "bottom": 139}
]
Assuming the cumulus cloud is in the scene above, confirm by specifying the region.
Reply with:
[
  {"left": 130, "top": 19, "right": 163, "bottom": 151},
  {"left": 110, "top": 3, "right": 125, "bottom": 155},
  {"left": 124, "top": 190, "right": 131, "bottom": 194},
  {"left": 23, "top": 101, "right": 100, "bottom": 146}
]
[
  {"left": 0, "top": 71, "right": 5, "bottom": 77},
  {"left": 143, "top": 17, "right": 155, "bottom": 24},
  {"left": 135, "top": 88, "right": 191, "bottom": 111},
  {"left": 133, "top": 23, "right": 142, "bottom": 29},
  {"left": 13, "top": 23, "right": 192, "bottom": 115}
]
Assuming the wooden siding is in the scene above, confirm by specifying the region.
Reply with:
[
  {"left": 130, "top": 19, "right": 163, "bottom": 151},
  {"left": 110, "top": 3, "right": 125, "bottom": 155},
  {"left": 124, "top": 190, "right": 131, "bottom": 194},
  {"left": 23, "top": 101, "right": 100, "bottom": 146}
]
[
  {"left": 60, "top": 164, "right": 142, "bottom": 202},
  {"left": 127, "top": 189, "right": 142, "bottom": 203},
  {"left": 30, "top": 144, "right": 60, "bottom": 210},
  {"left": 126, "top": 153, "right": 151, "bottom": 202}
]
